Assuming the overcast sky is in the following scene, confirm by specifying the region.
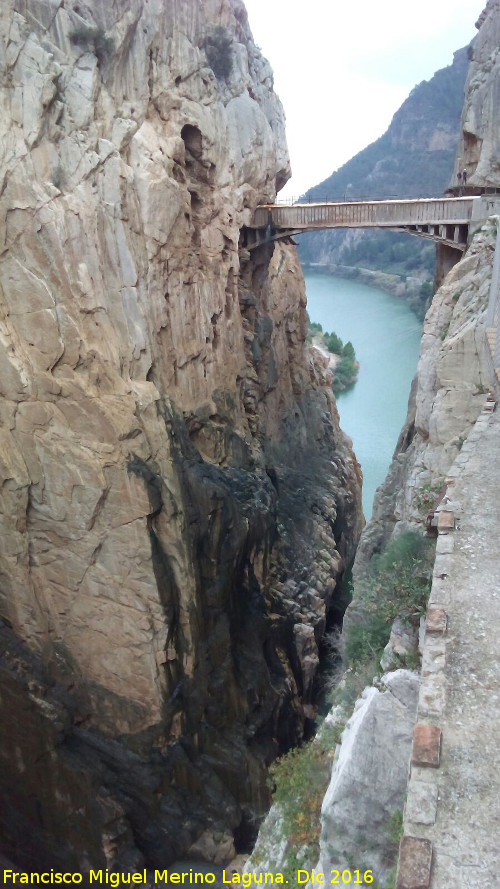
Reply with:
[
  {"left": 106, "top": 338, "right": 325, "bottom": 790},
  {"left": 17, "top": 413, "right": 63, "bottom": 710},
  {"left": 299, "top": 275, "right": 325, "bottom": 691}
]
[{"left": 243, "top": 0, "right": 486, "bottom": 197}]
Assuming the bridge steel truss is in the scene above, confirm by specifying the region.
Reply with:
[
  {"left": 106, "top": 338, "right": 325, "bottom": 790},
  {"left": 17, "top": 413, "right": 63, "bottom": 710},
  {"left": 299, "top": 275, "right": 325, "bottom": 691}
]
[{"left": 244, "top": 197, "right": 476, "bottom": 252}]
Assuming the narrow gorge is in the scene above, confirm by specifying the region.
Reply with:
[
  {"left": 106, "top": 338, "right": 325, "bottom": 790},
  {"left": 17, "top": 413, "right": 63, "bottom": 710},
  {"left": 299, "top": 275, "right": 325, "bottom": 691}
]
[
  {"left": 246, "top": 1, "right": 500, "bottom": 887},
  {"left": 2, "top": 0, "right": 500, "bottom": 885}
]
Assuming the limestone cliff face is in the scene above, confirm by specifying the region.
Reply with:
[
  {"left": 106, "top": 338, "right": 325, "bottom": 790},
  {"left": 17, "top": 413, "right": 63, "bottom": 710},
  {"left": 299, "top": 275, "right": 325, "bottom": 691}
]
[
  {"left": 457, "top": 0, "right": 500, "bottom": 184},
  {"left": 0, "top": 0, "right": 363, "bottom": 871}
]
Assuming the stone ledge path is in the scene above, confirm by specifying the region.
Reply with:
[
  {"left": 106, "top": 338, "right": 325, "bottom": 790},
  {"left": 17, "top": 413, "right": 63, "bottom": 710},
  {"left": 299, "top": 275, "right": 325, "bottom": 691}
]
[{"left": 397, "top": 408, "right": 500, "bottom": 888}]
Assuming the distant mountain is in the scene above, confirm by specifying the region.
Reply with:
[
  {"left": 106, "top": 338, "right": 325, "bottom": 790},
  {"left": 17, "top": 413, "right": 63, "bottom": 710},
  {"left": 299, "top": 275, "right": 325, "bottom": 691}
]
[{"left": 298, "top": 48, "right": 470, "bottom": 317}]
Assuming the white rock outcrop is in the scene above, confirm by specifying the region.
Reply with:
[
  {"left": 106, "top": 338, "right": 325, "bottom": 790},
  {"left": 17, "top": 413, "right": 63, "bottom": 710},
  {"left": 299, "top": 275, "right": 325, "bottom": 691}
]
[{"left": 315, "top": 671, "right": 420, "bottom": 888}]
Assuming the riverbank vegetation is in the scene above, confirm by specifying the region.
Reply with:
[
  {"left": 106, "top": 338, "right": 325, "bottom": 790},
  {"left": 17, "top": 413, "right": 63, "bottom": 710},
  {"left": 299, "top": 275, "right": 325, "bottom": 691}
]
[{"left": 307, "top": 314, "right": 358, "bottom": 393}]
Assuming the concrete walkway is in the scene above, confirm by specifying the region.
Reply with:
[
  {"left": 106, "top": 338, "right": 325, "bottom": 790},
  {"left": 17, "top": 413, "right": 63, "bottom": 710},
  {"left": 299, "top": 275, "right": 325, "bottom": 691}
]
[{"left": 399, "top": 408, "right": 500, "bottom": 888}]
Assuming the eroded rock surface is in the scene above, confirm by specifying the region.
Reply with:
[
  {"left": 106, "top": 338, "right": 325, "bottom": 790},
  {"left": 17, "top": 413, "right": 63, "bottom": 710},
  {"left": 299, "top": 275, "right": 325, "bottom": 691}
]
[
  {"left": 458, "top": 0, "right": 500, "bottom": 185},
  {"left": 315, "top": 671, "right": 420, "bottom": 888},
  {"left": 0, "top": 0, "right": 363, "bottom": 870}
]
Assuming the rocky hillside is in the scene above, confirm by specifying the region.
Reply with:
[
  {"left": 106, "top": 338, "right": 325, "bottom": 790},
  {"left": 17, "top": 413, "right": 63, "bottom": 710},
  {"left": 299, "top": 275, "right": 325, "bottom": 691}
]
[
  {"left": 0, "top": 0, "right": 363, "bottom": 871},
  {"left": 356, "top": 222, "right": 493, "bottom": 565},
  {"left": 298, "top": 48, "right": 470, "bottom": 317}
]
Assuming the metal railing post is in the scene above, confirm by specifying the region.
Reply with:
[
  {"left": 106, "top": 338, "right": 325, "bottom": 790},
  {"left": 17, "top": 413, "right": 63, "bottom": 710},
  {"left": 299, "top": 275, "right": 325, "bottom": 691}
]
[{"left": 486, "top": 225, "right": 500, "bottom": 325}]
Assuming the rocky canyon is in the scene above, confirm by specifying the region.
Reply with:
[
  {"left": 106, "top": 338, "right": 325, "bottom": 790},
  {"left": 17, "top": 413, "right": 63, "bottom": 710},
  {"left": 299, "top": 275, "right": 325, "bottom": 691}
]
[
  {"left": 0, "top": 0, "right": 364, "bottom": 872},
  {"left": 246, "top": 2, "right": 500, "bottom": 887}
]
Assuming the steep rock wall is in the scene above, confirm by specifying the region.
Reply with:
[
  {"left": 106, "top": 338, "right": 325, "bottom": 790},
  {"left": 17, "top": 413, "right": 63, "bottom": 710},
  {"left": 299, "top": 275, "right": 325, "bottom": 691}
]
[
  {"left": 0, "top": 0, "right": 363, "bottom": 871},
  {"left": 457, "top": 0, "right": 500, "bottom": 184},
  {"left": 246, "top": 5, "right": 499, "bottom": 884}
]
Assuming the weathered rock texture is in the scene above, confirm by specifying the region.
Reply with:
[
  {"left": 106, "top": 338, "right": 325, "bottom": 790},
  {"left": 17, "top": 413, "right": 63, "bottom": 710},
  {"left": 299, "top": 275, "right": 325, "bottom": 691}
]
[
  {"left": 0, "top": 0, "right": 362, "bottom": 871},
  {"left": 457, "top": 0, "right": 500, "bottom": 185},
  {"left": 315, "top": 671, "right": 420, "bottom": 888}
]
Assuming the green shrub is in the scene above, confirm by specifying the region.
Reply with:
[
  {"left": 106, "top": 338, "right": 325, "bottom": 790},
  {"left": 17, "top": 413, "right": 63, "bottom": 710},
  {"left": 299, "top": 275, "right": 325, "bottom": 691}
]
[
  {"left": 70, "top": 24, "right": 97, "bottom": 46},
  {"left": 419, "top": 280, "right": 433, "bottom": 300},
  {"left": 52, "top": 163, "right": 64, "bottom": 191},
  {"left": 333, "top": 354, "right": 358, "bottom": 393},
  {"left": 70, "top": 24, "right": 115, "bottom": 64},
  {"left": 268, "top": 722, "right": 339, "bottom": 883},
  {"left": 94, "top": 32, "right": 115, "bottom": 64},
  {"left": 343, "top": 531, "right": 433, "bottom": 671},
  {"left": 306, "top": 312, "right": 323, "bottom": 341},
  {"left": 305, "top": 319, "right": 358, "bottom": 391},
  {"left": 330, "top": 656, "right": 382, "bottom": 713},
  {"left": 385, "top": 810, "right": 403, "bottom": 849},
  {"left": 364, "top": 530, "right": 432, "bottom": 622},
  {"left": 342, "top": 340, "right": 355, "bottom": 360},
  {"left": 382, "top": 810, "right": 404, "bottom": 885},
  {"left": 344, "top": 615, "right": 390, "bottom": 667},
  {"left": 204, "top": 27, "right": 233, "bottom": 80},
  {"left": 325, "top": 331, "right": 343, "bottom": 354},
  {"left": 414, "top": 479, "right": 445, "bottom": 512}
]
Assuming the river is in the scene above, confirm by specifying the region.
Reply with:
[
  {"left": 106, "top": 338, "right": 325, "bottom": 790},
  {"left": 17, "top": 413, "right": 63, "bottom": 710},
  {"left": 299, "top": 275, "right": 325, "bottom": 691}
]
[{"left": 304, "top": 271, "right": 423, "bottom": 518}]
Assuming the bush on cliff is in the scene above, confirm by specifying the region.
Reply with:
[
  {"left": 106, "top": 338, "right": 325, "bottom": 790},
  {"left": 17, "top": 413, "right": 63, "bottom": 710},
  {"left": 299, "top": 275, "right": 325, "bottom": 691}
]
[
  {"left": 70, "top": 25, "right": 115, "bottom": 64},
  {"left": 344, "top": 530, "right": 433, "bottom": 670},
  {"left": 333, "top": 353, "right": 358, "bottom": 393},
  {"left": 204, "top": 27, "right": 233, "bottom": 80},
  {"left": 305, "top": 312, "right": 323, "bottom": 341},
  {"left": 313, "top": 324, "right": 359, "bottom": 392},
  {"left": 268, "top": 721, "right": 340, "bottom": 883},
  {"left": 324, "top": 331, "right": 344, "bottom": 354}
]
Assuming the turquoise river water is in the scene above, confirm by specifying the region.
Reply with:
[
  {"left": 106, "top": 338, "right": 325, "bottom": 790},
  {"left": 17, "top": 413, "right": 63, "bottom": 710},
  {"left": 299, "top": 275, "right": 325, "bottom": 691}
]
[{"left": 304, "top": 271, "right": 423, "bottom": 518}]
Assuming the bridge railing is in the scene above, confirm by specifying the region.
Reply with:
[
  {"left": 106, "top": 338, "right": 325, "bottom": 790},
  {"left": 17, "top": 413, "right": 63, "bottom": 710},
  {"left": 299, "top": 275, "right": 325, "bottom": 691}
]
[
  {"left": 272, "top": 186, "right": 500, "bottom": 206},
  {"left": 272, "top": 191, "right": 444, "bottom": 205}
]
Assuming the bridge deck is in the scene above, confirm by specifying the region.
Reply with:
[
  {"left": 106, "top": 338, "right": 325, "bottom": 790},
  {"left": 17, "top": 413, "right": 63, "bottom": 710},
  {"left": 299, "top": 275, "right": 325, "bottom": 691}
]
[{"left": 251, "top": 197, "right": 475, "bottom": 231}]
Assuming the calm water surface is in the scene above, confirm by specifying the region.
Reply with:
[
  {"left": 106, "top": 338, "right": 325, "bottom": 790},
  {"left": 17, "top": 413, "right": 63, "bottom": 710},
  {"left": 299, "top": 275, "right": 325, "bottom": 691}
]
[{"left": 304, "top": 272, "right": 422, "bottom": 518}]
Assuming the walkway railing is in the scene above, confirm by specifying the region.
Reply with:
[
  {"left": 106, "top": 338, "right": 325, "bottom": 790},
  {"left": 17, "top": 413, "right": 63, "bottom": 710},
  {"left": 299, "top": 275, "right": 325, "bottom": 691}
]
[
  {"left": 272, "top": 186, "right": 500, "bottom": 206},
  {"left": 485, "top": 226, "right": 500, "bottom": 392}
]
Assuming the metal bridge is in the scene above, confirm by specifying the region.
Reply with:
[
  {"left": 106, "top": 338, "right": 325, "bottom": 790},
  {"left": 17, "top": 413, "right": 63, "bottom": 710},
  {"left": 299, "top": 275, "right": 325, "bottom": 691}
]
[
  {"left": 243, "top": 192, "right": 500, "bottom": 392},
  {"left": 244, "top": 196, "right": 480, "bottom": 251}
]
